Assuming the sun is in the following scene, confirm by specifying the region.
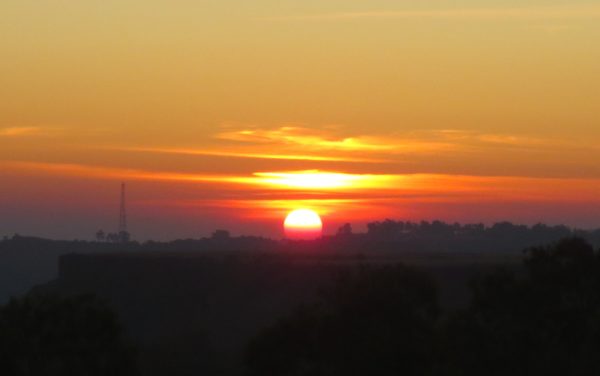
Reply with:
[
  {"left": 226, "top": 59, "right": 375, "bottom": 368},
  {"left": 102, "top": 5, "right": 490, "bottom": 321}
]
[{"left": 284, "top": 209, "right": 323, "bottom": 240}]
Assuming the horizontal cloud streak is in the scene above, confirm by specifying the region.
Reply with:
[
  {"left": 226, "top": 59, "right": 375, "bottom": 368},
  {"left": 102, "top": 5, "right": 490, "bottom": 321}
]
[
  {"left": 216, "top": 126, "right": 459, "bottom": 155},
  {"left": 4, "top": 160, "right": 600, "bottom": 201},
  {"left": 0, "top": 127, "right": 44, "bottom": 137},
  {"left": 110, "top": 146, "right": 387, "bottom": 163},
  {"left": 92, "top": 126, "right": 600, "bottom": 179},
  {"left": 274, "top": 4, "right": 600, "bottom": 21},
  {"left": 217, "top": 126, "right": 397, "bottom": 151},
  {"left": 5, "top": 159, "right": 600, "bottom": 231}
]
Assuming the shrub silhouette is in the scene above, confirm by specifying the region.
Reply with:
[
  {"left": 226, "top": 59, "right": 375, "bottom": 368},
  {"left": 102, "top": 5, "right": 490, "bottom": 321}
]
[{"left": 0, "top": 293, "right": 138, "bottom": 376}]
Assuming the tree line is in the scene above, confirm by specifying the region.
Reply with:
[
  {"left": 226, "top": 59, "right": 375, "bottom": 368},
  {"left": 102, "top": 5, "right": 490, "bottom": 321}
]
[
  {"left": 3, "top": 237, "right": 600, "bottom": 375},
  {"left": 245, "top": 237, "right": 600, "bottom": 376}
]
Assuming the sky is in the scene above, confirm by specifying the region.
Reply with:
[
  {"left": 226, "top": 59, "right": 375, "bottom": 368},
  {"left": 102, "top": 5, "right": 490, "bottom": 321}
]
[{"left": 1, "top": 0, "right": 599, "bottom": 240}]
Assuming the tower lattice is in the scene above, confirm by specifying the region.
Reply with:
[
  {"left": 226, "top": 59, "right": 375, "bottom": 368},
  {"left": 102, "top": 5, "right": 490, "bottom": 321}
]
[{"left": 118, "top": 182, "right": 127, "bottom": 235}]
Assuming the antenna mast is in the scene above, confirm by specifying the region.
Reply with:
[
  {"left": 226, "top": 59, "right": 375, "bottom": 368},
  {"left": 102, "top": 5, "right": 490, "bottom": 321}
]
[{"left": 119, "top": 182, "right": 127, "bottom": 235}]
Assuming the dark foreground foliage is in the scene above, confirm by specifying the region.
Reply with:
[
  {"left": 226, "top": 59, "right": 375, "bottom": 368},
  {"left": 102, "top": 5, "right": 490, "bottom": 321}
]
[
  {"left": 246, "top": 264, "right": 440, "bottom": 376},
  {"left": 446, "top": 237, "right": 600, "bottom": 376},
  {"left": 246, "top": 238, "right": 600, "bottom": 376},
  {"left": 0, "top": 294, "right": 138, "bottom": 376}
]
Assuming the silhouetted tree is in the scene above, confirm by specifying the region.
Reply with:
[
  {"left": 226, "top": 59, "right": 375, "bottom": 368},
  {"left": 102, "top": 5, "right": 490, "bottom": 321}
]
[
  {"left": 245, "top": 265, "right": 440, "bottom": 376},
  {"left": 118, "top": 230, "right": 131, "bottom": 243},
  {"left": 336, "top": 223, "right": 353, "bottom": 237},
  {"left": 0, "top": 293, "right": 138, "bottom": 376},
  {"left": 95, "top": 230, "right": 106, "bottom": 242},
  {"left": 444, "top": 237, "right": 600, "bottom": 376},
  {"left": 211, "top": 229, "right": 230, "bottom": 241},
  {"left": 106, "top": 232, "right": 118, "bottom": 243}
]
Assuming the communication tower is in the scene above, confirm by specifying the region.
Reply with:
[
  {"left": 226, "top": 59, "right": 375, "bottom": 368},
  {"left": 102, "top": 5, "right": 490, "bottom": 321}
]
[{"left": 118, "top": 182, "right": 129, "bottom": 242}]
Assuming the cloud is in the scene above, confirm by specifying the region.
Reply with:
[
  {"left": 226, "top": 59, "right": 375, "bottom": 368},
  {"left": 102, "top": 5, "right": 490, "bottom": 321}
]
[
  {"left": 243, "top": 170, "right": 396, "bottom": 190},
  {"left": 63, "top": 123, "right": 600, "bottom": 182},
  {"left": 116, "top": 125, "right": 589, "bottom": 174},
  {"left": 112, "top": 146, "right": 386, "bottom": 163},
  {"left": 106, "top": 126, "right": 457, "bottom": 166},
  {"left": 5, "top": 159, "right": 600, "bottom": 225},
  {"left": 272, "top": 4, "right": 600, "bottom": 21},
  {"left": 215, "top": 125, "right": 571, "bottom": 159},
  {"left": 0, "top": 126, "right": 64, "bottom": 138},
  {"left": 216, "top": 126, "right": 457, "bottom": 155},
  {"left": 0, "top": 161, "right": 394, "bottom": 191},
  {"left": 216, "top": 126, "right": 394, "bottom": 151},
  {"left": 0, "top": 127, "right": 44, "bottom": 137},
  {"left": 475, "top": 134, "right": 549, "bottom": 147},
  {"left": 4, "top": 160, "right": 600, "bottom": 201},
  {"left": 165, "top": 198, "right": 373, "bottom": 218},
  {"left": 424, "top": 129, "right": 557, "bottom": 148}
]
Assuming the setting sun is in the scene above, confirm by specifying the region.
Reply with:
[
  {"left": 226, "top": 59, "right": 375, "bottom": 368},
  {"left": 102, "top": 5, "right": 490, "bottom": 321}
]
[{"left": 284, "top": 209, "right": 323, "bottom": 240}]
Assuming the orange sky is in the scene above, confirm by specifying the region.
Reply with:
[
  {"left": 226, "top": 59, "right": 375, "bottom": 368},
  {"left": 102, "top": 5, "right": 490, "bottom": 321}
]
[{"left": 1, "top": 1, "right": 599, "bottom": 240}]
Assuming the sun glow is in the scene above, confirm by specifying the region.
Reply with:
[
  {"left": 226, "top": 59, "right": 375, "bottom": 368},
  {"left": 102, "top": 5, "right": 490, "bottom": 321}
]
[
  {"left": 249, "top": 170, "right": 392, "bottom": 190},
  {"left": 284, "top": 209, "right": 323, "bottom": 239}
]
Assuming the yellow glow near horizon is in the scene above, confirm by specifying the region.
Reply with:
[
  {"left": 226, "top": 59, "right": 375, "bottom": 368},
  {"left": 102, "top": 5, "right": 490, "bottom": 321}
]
[
  {"left": 7, "top": 160, "right": 600, "bottom": 203},
  {"left": 248, "top": 170, "right": 391, "bottom": 190}
]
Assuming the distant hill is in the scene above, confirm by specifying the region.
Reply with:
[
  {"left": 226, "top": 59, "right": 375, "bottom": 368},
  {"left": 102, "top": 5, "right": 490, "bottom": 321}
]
[{"left": 1, "top": 220, "right": 599, "bottom": 303}]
